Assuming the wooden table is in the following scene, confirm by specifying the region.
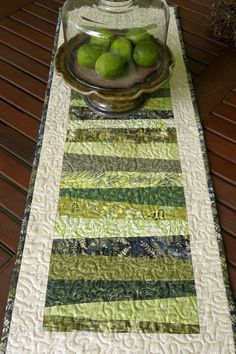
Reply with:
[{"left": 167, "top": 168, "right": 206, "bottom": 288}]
[{"left": 0, "top": 0, "right": 236, "bottom": 335}]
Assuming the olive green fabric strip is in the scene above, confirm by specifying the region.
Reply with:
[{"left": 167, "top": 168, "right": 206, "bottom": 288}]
[
  {"left": 62, "top": 154, "right": 182, "bottom": 173},
  {"left": 44, "top": 296, "right": 199, "bottom": 325},
  {"left": 64, "top": 142, "right": 179, "bottom": 160},
  {"left": 142, "top": 97, "right": 172, "bottom": 111},
  {"left": 59, "top": 186, "right": 185, "bottom": 206},
  {"left": 58, "top": 197, "right": 187, "bottom": 220},
  {"left": 68, "top": 118, "right": 175, "bottom": 131},
  {"left": 48, "top": 254, "right": 194, "bottom": 281},
  {"left": 60, "top": 171, "right": 183, "bottom": 189},
  {"left": 43, "top": 317, "right": 200, "bottom": 334},
  {"left": 66, "top": 127, "right": 177, "bottom": 143},
  {"left": 55, "top": 216, "right": 189, "bottom": 238}
]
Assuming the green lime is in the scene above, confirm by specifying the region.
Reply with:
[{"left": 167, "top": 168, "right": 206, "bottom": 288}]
[
  {"left": 133, "top": 40, "right": 159, "bottom": 67},
  {"left": 77, "top": 43, "right": 103, "bottom": 68},
  {"left": 95, "top": 52, "right": 125, "bottom": 79},
  {"left": 125, "top": 28, "right": 151, "bottom": 45},
  {"left": 90, "top": 29, "right": 113, "bottom": 48},
  {"left": 110, "top": 37, "right": 132, "bottom": 63}
]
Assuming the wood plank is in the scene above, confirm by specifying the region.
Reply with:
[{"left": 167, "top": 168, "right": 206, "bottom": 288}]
[
  {"left": 183, "top": 32, "right": 224, "bottom": 56},
  {"left": 188, "top": 58, "right": 206, "bottom": 75},
  {"left": 0, "top": 178, "right": 26, "bottom": 220},
  {"left": 0, "top": 123, "right": 35, "bottom": 166},
  {"left": 0, "top": 211, "right": 20, "bottom": 253},
  {"left": 195, "top": 48, "right": 236, "bottom": 120},
  {"left": 227, "top": 265, "right": 236, "bottom": 298},
  {"left": 218, "top": 203, "right": 236, "bottom": 237},
  {"left": 177, "top": 7, "right": 208, "bottom": 26},
  {"left": 0, "top": 0, "right": 33, "bottom": 19},
  {"left": 0, "top": 100, "right": 39, "bottom": 142},
  {"left": 0, "top": 78, "right": 43, "bottom": 119},
  {"left": 0, "top": 257, "right": 16, "bottom": 337},
  {"left": 208, "top": 152, "right": 236, "bottom": 186},
  {"left": 224, "top": 92, "right": 236, "bottom": 108},
  {"left": 184, "top": 44, "right": 215, "bottom": 65},
  {"left": 212, "top": 176, "right": 236, "bottom": 211},
  {"left": 192, "top": 0, "right": 212, "bottom": 7},
  {"left": 222, "top": 231, "right": 236, "bottom": 265},
  {"left": 204, "top": 130, "right": 236, "bottom": 165},
  {"left": 212, "top": 103, "right": 236, "bottom": 125},
  {"left": 10, "top": 10, "right": 56, "bottom": 38},
  {"left": 54, "top": 0, "right": 65, "bottom": 4},
  {"left": 168, "top": 0, "right": 210, "bottom": 15},
  {"left": 23, "top": 4, "right": 58, "bottom": 24},
  {"left": 0, "top": 150, "right": 31, "bottom": 192},
  {"left": 0, "top": 60, "right": 45, "bottom": 101},
  {"left": 181, "top": 19, "right": 228, "bottom": 47},
  {"left": 35, "top": 0, "right": 61, "bottom": 13},
  {"left": 0, "top": 27, "right": 51, "bottom": 66},
  {"left": 204, "top": 114, "right": 236, "bottom": 143},
  {"left": 0, "top": 17, "right": 53, "bottom": 51},
  {"left": 0, "top": 43, "right": 49, "bottom": 82},
  {"left": 0, "top": 245, "right": 12, "bottom": 270}
]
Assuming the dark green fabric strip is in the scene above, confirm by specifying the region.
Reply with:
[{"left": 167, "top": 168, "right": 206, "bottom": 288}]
[
  {"left": 43, "top": 316, "right": 200, "bottom": 334},
  {"left": 51, "top": 235, "right": 191, "bottom": 259},
  {"left": 69, "top": 107, "right": 174, "bottom": 121},
  {"left": 148, "top": 88, "right": 171, "bottom": 98},
  {"left": 62, "top": 154, "right": 182, "bottom": 173},
  {"left": 59, "top": 186, "right": 185, "bottom": 206},
  {"left": 66, "top": 127, "right": 177, "bottom": 143},
  {"left": 45, "top": 279, "right": 196, "bottom": 307}
]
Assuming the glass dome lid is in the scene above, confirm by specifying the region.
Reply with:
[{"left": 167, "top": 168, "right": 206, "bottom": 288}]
[
  {"left": 62, "top": 0, "right": 170, "bottom": 90},
  {"left": 57, "top": 0, "right": 174, "bottom": 115}
]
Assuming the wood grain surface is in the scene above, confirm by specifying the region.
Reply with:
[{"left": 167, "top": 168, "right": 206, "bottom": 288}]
[{"left": 0, "top": 0, "right": 236, "bottom": 336}]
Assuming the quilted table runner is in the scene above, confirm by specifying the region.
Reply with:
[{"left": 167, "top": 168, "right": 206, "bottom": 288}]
[{"left": 1, "top": 7, "right": 236, "bottom": 354}]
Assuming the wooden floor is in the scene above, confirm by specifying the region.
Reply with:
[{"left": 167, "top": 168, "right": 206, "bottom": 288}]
[{"left": 0, "top": 0, "right": 236, "bottom": 335}]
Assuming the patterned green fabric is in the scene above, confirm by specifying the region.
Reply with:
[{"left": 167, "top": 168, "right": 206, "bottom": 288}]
[
  {"left": 59, "top": 186, "right": 185, "bottom": 206},
  {"left": 49, "top": 254, "right": 194, "bottom": 281},
  {"left": 43, "top": 317, "right": 200, "bottom": 334},
  {"left": 45, "top": 279, "right": 196, "bottom": 306},
  {"left": 43, "top": 86, "right": 200, "bottom": 334}
]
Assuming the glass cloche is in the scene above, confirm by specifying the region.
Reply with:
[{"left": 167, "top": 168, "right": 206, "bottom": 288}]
[{"left": 57, "top": 0, "right": 174, "bottom": 115}]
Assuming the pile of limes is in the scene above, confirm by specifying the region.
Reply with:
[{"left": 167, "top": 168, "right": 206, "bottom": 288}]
[{"left": 77, "top": 28, "right": 159, "bottom": 80}]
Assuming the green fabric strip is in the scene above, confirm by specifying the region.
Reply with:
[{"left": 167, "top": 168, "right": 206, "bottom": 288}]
[
  {"left": 55, "top": 216, "right": 189, "bottom": 238},
  {"left": 142, "top": 97, "right": 172, "bottom": 111},
  {"left": 64, "top": 142, "right": 179, "bottom": 160},
  {"left": 69, "top": 107, "right": 174, "bottom": 121},
  {"left": 58, "top": 197, "right": 187, "bottom": 220},
  {"left": 48, "top": 254, "right": 194, "bottom": 281},
  {"left": 68, "top": 118, "right": 175, "bottom": 131},
  {"left": 45, "top": 279, "right": 196, "bottom": 306},
  {"left": 44, "top": 296, "right": 199, "bottom": 325},
  {"left": 59, "top": 186, "right": 185, "bottom": 207},
  {"left": 60, "top": 171, "right": 183, "bottom": 189},
  {"left": 62, "top": 154, "right": 182, "bottom": 173},
  {"left": 66, "top": 127, "right": 177, "bottom": 143},
  {"left": 148, "top": 88, "right": 171, "bottom": 98},
  {"left": 51, "top": 235, "right": 191, "bottom": 259},
  {"left": 52, "top": 235, "right": 191, "bottom": 259},
  {"left": 43, "top": 317, "right": 200, "bottom": 333}
]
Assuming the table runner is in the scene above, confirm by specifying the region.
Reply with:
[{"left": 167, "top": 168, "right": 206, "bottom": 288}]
[{"left": 1, "top": 7, "right": 236, "bottom": 354}]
